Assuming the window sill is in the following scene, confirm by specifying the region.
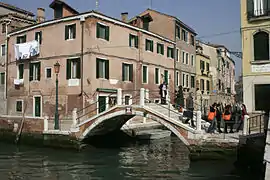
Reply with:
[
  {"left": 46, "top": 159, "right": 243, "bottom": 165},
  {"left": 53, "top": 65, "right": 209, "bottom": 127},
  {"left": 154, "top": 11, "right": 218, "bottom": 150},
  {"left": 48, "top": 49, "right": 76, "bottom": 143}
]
[
  {"left": 123, "top": 80, "right": 132, "bottom": 83},
  {"left": 97, "top": 78, "right": 109, "bottom": 80},
  {"left": 97, "top": 37, "right": 109, "bottom": 42},
  {"left": 250, "top": 60, "right": 270, "bottom": 65},
  {"left": 66, "top": 38, "right": 75, "bottom": 41},
  {"left": 146, "top": 50, "right": 153, "bottom": 53},
  {"left": 248, "top": 15, "right": 270, "bottom": 22},
  {"left": 130, "top": 46, "right": 138, "bottom": 49}
]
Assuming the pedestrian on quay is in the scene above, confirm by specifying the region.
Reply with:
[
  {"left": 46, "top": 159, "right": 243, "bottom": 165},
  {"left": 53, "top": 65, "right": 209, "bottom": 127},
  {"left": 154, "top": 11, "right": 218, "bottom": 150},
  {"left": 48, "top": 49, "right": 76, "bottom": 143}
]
[
  {"left": 216, "top": 103, "right": 223, "bottom": 133},
  {"left": 236, "top": 104, "right": 248, "bottom": 132},
  {"left": 159, "top": 81, "right": 168, "bottom": 105},
  {"left": 223, "top": 105, "right": 233, "bottom": 133},
  {"left": 207, "top": 103, "right": 217, "bottom": 133},
  {"left": 184, "top": 92, "right": 195, "bottom": 128}
]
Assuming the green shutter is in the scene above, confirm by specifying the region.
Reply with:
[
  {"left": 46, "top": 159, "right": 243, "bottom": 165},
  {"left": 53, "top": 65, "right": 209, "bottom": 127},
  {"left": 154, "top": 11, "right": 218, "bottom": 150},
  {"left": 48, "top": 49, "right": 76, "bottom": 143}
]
[
  {"left": 267, "top": 0, "right": 270, "bottom": 11},
  {"left": 96, "top": 23, "right": 100, "bottom": 38},
  {"left": 247, "top": 0, "right": 254, "bottom": 17},
  {"left": 29, "top": 63, "right": 33, "bottom": 81},
  {"left": 96, "top": 59, "right": 99, "bottom": 79},
  {"left": 162, "top": 45, "right": 164, "bottom": 55},
  {"left": 150, "top": 41, "right": 153, "bottom": 52},
  {"left": 135, "top": 36, "right": 139, "bottom": 48},
  {"left": 155, "top": 68, "right": 159, "bottom": 84},
  {"left": 129, "top": 64, "right": 133, "bottom": 82},
  {"left": 16, "top": 36, "right": 19, "bottom": 44},
  {"left": 143, "top": 66, "right": 147, "bottom": 83},
  {"left": 105, "top": 26, "right": 110, "bottom": 41},
  {"left": 105, "top": 60, "right": 109, "bottom": 79},
  {"left": 76, "top": 58, "right": 81, "bottom": 79},
  {"left": 19, "top": 64, "right": 24, "bottom": 79},
  {"left": 65, "top": 26, "right": 69, "bottom": 40},
  {"left": 122, "top": 63, "right": 125, "bottom": 81},
  {"left": 37, "top": 62, "right": 41, "bottom": 81},
  {"left": 129, "top": 34, "right": 132, "bottom": 47},
  {"left": 23, "top": 35, "right": 26, "bottom": 43},
  {"left": 39, "top": 31, "right": 42, "bottom": 44},
  {"left": 167, "top": 47, "right": 169, "bottom": 57},
  {"left": 35, "top": 32, "right": 38, "bottom": 42},
  {"left": 145, "top": 39, "right": 148, "bottom": 51},
  {"left": 66, "top": 59, "right": 71, "bottom": 79},
  {"left": 73, "top": 24, "right": 76, "bottom": 39}
]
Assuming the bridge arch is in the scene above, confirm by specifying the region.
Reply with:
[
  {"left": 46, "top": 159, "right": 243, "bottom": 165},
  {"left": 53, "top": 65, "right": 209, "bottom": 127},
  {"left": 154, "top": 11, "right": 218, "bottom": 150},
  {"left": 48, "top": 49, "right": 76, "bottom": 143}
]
[{"left": 79, "top": 108, "right": 190, "bottom": 146}]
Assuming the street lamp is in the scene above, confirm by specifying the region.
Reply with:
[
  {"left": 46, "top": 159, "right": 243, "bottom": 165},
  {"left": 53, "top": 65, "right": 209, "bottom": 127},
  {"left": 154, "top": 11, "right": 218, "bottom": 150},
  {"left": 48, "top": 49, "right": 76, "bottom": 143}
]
[{"left": 54, "top": 61, "right": 60, "bottom": 130}]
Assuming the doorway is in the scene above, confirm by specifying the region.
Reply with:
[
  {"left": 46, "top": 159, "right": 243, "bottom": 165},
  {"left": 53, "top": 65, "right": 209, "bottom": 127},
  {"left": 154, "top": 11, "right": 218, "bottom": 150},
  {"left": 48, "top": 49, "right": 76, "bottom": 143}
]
[
  {"left": 98, "top": 96, "right": 106, "bottom": 113},
  {"left": 33, "top": 96, "right": 42, "bottom": 117}
]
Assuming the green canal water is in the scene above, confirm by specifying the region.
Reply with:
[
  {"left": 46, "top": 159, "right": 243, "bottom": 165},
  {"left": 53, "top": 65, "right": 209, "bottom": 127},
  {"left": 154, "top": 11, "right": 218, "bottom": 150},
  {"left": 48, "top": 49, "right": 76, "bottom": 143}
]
[{"left": 0, "top": 136, "right": 260, "bottom": 180}]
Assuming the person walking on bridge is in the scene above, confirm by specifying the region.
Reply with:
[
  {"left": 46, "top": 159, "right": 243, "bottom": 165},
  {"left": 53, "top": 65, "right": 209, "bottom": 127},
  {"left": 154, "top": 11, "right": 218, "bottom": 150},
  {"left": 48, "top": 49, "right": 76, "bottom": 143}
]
[{"left": 185, "top": 92, "right": 195, "bottom": 128}]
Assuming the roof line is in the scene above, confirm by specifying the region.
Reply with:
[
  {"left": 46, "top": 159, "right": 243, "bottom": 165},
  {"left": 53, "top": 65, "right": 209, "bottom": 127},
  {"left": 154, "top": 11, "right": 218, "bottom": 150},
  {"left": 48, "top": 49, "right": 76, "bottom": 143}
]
[
  {"left": 8, "top": 11, "right": 175, "bottom": 44},
  {"left": 0, "top": 2, "right": 34, "bottom": 16}
]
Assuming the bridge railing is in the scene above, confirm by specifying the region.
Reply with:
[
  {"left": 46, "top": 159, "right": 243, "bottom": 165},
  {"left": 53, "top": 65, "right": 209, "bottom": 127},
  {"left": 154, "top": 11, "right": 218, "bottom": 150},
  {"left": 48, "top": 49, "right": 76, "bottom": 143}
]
[{"left": 248, "top": 113, "right": 267, "bottom": 135}]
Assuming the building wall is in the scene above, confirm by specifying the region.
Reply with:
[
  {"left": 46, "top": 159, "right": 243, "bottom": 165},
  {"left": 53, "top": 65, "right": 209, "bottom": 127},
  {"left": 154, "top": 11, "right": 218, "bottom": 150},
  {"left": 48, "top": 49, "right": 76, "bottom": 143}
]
[{"left": 7, "top": 15, "right": 175, "bottom": 118}]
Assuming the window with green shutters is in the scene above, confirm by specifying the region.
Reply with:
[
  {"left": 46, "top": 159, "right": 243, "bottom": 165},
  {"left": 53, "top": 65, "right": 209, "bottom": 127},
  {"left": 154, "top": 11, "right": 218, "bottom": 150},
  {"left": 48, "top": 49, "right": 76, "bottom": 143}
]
[
  {"left": 18, "top": 64, "right": 24, "bottom": 79},
  {"left": 29, "top": 62, "right": 40, "bottom": 81},
  {"left": 145, "top": 39, "right": 153, "bottom": 52},
  {"left": 200, "top": 60, "right": 205, "bottom": 70},
  {"left": 167, "top": 47, "right": 174, "bottom": 58},
  {"left": 164, "top": 70, "right": 168, "bottom": 84},
  {"left": 66, "top": 58, "right": 81, "bottom": 79},
  {"left": 176, "top": 26, "right": 180, "bottom": 39},
  {"left": 122, "top": 63, "right": 133, "bottom": 82},
  {"left": 142, "top": 65, "right": 148, "bottom": 83},
  {"left": 96, "top": 23, "right": 110, "bottom": 41},
  {"left": 129, "top": 34, "right": 138, "bottom": 48},
  {"left": 96, "top": 58, "right": 109, "bottom": 79},
  {"left": 191, "top": 76, "right": 195, "bottom": 88},
  {"left": 35, "top": 31, "right": 42, "bottom": 44},
  {"left": 16, "top": 35, "right": 26, "bottom": 44},
  {"left": 157, "top": 43, "right": 164, "bottom": 55},
  {"left": 65, "top": 24, "right": 76, "bottom": 40},
  {"left": 155, "top": 68, "right": 160, "bottom": 84},
  {"left": 0, "top": 72, "right": 4, "bottom": 85}
]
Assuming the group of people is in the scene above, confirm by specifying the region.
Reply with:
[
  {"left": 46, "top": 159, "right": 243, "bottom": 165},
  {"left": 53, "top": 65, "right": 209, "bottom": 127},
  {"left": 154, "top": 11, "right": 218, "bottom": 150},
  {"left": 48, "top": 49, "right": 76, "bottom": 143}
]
[{"left": 207, "top": 103, "right": 248, "bottom": 134}]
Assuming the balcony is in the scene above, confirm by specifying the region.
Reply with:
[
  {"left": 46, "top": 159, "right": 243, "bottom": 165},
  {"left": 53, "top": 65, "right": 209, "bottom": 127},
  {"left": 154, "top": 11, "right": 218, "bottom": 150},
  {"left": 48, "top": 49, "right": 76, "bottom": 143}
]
[{"left": 247, "top": 5, "right": 270, "bottom": 21}]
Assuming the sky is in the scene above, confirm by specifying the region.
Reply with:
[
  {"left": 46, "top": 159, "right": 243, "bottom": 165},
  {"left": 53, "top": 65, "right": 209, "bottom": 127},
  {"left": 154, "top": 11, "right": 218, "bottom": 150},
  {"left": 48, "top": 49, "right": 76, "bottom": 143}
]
[{"left": 4, "top": 0, "right": 242, "bottom": 78}]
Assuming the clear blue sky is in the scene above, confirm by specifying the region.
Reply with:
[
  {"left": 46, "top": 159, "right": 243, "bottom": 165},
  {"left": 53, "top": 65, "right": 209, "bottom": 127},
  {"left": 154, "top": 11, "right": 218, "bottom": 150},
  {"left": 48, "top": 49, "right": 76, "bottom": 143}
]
[{"left": 4, "top": 0, "right": 241, "bottom": 78}]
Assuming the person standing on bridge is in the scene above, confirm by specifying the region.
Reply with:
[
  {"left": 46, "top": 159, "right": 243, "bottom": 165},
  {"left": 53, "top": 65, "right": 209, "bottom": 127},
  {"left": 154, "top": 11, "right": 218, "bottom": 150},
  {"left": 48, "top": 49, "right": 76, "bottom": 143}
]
[
  {"left": 207, "top": 103, "right": 217, "bottom": 133},
  {"left": 159, "top": 81, "right": 168, "bottom": 105},
  {"left": 185, "top": 92, "right": 195, "bottom": 128}
]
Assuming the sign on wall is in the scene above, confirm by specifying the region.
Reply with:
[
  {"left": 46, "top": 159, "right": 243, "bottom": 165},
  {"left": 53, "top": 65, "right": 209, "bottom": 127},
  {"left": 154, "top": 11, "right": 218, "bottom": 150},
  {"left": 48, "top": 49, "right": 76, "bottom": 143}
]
[{"left": 251, "top": 64, "right": 270, "bottom": 73}]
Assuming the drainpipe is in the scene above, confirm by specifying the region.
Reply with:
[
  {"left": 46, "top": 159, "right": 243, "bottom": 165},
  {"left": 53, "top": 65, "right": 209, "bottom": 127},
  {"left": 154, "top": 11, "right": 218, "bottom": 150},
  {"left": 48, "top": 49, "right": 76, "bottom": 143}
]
[
  {"left": 4, "top": 19, "right": 11, "bottom": 115},
  {"left": 80, "top": 16, "right": 85, "bottom": 95}
]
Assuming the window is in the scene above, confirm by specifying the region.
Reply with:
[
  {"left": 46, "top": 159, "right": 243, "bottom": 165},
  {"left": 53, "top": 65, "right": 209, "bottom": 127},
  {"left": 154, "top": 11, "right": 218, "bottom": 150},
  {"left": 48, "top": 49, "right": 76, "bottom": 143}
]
[
  {"left": 16, "top": 100, "right": 23, "bottom": 113},
  {"left": 65, "top": 24, "right": 76, "bottom": 40},
  {"left": 252, "top": 0, "right": 265, "bottom": 16},
  {"left": 206, "top": 80, "right": 210, "bottom": 91},
  {"left": 191, "top": 76, "right": 195, "bottom": 88},
  {"left": 200, "top": 79, "right": 205, "bottom": 90},
  {"left": 0, "top": 72, "right": 4, "bottom": 85},
  {"left": 206, "top": 63, "right": 210, "bottom": 71},
  {"left": 155, "top": 68, "right": 160, "bottom": 84},
  {"left": 2, "top": 23, "right": 6, "bottom": 34},
  {"left": 191, "top": 55, "right": 194, "bottom": 66},
  {"left": 129, "top": 34, "right": 138, "bottom": 48},
  {"left": 145, "top": 39, "right": 153, "bottom": 52},
  {"left": 164, "top": 70, "right": 169, "bottom": 84},
  {"left": 176, "top": 71, "right": 179, "bottom": 87},
  {"left": 176, "top": 49, "right": 180, "bottom": 62},
  {"left": 55, "top": 8, "right": 63, "bottom": 19},
  {"left": 182, "top": 51, "right": 185, "bottom": 63},
  {"left": 176, "top": 26, "right": 180, "bottom": 39},
  {"left": 124, "top": 95, "right": 131, "bottom": 105},
  {"left": 122, "top": 63, "right": 133, "bottom": 82},
  {"left": 143, "top": 20, "right": 149, "bottom": 31},
  {"left": 29, "top": 62, "right": 41, "bottom": 81},
  {"left": 200, "top": 60, "right": 205, "bottom": 70},
  {"left": 182, "top": 29, "right": 188, "bottom": 42},
  {"left": 45, "top": 67, "right": 52, "bottom": 79},
  {"left": 254, "top": 84, "right": 270, "bottom": 111},
  {"left": 142, "top": 65, "right": 148, "bottom": 83},
  {"left": 190, "top": 35, "right": 195, "bottom": 46},
  {"left": 167, "top": 47, "right": 174, "bottom": 58},
  {"left": 35, "top": 31, "right": 42, "bottom": 44},
  {"left": 182, "top": 73, "right": 185, "bottom": 87},
  {"left": 16, "top": 35, "right": 26, "bottom": 44},
  {"left": 253, "top": 31, "right": 269, "bottom": 61},
  {"left": 186, "top": 74, "right": 189, "bottom": 88},
  {"left": 218, "top": 79, "right": 221, "bottom": 90},
  {"left": 96, "top": 58, "right": 109, "bottom": 79},
  {"left": 157, "top": 43, "right": 164, "bottom": 55},
  {"left": 1, "top": 44, "right": 5, "bottom": 56},
  {"left": 67, "top": 58, "right": 81, "bottom": 79},
  {"left": 17, "top": 64, "right": 24, "bottom": 79},
  {"left": 185, "top": 52, "right": 189, "bottom": 64},
  {"left": 96, "top": 23, "right": 109, "bottom": 41}
]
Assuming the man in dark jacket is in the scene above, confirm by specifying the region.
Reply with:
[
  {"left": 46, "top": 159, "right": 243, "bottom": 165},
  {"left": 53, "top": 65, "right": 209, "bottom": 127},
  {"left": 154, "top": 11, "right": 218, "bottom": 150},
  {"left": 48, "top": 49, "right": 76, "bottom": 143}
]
[
  {"left": 159, "top": 81, "right": 167, "bottom": 105},
  {"left": 185, "top": 92, "right": 195, "bottom": 127}
]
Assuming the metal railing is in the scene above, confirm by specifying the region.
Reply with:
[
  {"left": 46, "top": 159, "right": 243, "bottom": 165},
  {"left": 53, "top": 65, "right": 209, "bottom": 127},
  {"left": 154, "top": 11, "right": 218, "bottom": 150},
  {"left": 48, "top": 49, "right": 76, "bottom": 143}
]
[{"left": 248, "top": 113, "right": 266, "bottom": 135}]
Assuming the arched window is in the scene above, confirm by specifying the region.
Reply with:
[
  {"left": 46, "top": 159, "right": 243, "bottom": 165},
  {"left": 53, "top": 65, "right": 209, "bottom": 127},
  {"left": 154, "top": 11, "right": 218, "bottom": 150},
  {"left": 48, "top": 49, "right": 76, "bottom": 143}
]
[{"left": 253, "top": 31, "right": 269, "bottom": 61}]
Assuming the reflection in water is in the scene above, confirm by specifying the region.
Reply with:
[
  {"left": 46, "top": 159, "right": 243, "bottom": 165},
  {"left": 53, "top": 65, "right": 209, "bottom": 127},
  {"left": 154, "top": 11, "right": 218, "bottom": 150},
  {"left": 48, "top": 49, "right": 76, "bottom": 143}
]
[{"left": 0, "top": 137, "right": 247, "bottom": 180}]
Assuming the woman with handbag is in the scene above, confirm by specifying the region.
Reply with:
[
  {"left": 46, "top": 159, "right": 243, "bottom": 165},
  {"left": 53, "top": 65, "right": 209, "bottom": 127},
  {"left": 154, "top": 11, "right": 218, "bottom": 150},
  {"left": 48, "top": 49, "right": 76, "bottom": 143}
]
[
  {"left": 223, "top": 105, "right": 233, "bottom": 133},
  {"left": 207, "top": 103, "right": 217, "bottom": 133}
]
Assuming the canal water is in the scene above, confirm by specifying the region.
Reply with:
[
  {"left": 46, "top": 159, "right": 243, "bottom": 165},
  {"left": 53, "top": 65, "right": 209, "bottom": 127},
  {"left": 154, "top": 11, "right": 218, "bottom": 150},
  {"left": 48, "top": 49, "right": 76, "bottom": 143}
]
[{"left": 0, "top": 136, "right": 260, "bottom": 180}]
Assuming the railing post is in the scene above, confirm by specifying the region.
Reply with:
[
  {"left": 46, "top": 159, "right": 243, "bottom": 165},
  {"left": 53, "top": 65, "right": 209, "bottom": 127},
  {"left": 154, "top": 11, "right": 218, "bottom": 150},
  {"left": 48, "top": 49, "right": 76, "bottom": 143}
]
[
  {"left": 117, "top": 88, "right": 122, "bottom": 105},
  {"left": 145, "top": 89, "right": 149, "bottom": 103},
  {"left": 243, "top": 115, "right": 249, "bottom": 135},
  {"left": 196, "top": 111, "right": 202, "bottom": 132},
  {"left": 140, "top": 88, "right": 145, "bottom": 106},
  {"left": 44, "top": 116, "right": 48, "bottom": 131},
  {"left": 72, "top": 108, "right": 78, "bottom": 126}
]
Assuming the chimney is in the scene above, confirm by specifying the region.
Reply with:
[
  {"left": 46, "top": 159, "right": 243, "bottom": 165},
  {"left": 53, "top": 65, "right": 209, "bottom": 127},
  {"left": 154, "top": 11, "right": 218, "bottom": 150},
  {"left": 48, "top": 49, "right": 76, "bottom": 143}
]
[
  {"left": 121, "top": 12, "right": 128, "bottom": 22},
  {"left": 36, "top": 8, "right": 45, "bottom": 23}
]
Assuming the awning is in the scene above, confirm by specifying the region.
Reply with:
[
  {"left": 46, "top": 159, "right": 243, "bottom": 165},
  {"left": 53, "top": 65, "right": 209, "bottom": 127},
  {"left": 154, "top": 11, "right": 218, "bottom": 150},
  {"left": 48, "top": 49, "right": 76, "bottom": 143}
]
[{"left": 96, "top": 88, "right": 117, "bottom": 93}]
